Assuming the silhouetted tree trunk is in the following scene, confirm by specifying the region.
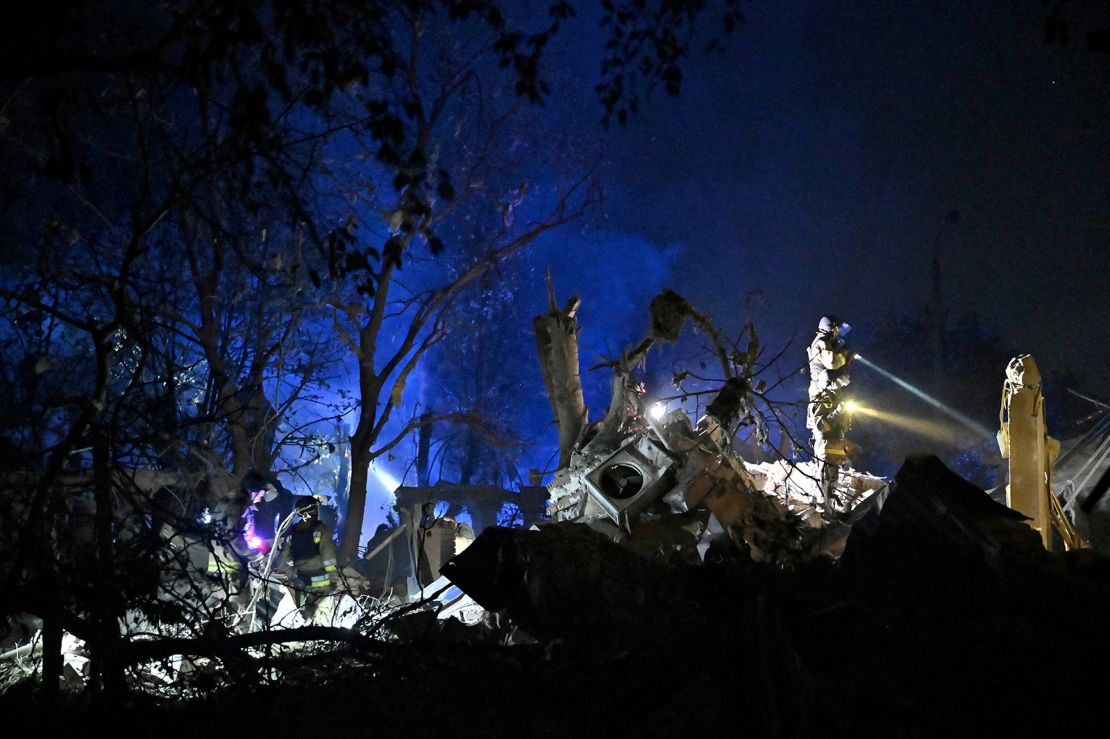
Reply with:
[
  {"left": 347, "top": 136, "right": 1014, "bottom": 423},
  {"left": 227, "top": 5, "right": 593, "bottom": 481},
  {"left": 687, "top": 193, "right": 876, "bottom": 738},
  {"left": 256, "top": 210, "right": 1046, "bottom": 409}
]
[
  {"left": 41, "top": 610, "right": 62, "bottom": 701},
  {"left": 91, "top": 424, "right": 127, "bottom": 702},
  {"left": 534, "top": 273, "right": 588, "bottom": 467},
  {"left": 417, "top": 412, "right": 433, "bottom": 487}
]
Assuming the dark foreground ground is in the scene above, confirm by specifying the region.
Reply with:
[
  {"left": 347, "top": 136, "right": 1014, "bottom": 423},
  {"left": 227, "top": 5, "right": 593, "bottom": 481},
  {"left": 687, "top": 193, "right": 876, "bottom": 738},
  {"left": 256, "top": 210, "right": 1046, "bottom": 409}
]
[{"left": 5, "top": 455, "right": 1109, "bottom": 737}]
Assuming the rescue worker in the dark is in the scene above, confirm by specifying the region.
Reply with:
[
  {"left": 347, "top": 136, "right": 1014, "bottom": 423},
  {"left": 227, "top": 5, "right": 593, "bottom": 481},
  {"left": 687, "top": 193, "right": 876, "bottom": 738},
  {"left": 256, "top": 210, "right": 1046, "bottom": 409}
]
[
  {"left": 274, "top": 495, "right": 339, "bottom": 623},
  {"left": 239, "top": 470, "right": 294, "bottom": 554},
  {"left": 806, "top": 315, "right": 855, "bottom": 504}
]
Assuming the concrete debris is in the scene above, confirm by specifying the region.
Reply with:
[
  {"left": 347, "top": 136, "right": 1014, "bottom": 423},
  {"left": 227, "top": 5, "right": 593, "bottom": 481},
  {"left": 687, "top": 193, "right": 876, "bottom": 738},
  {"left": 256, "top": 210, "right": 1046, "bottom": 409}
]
[
  {"left": 269, "top": 592, "right": 364, "bottom": 630},
  {"left": 0, "top": 625, "right": 215, "bottom": 692},
  {"left": 0, "top": 630, "right": 89, "bottom": 691},
  {"left": 443, "top": 522, "right": 707, "bottom": 641},
  {"left": 360, "top": 483, "right": 547, "bottom": 597},
  {"left": 841, "top": 453, "right": 1058, "bottom": 592},
  {"left": 5, "top": 456, "right": 1110, "bottom": 735},
  {"left": 533, "top": 286, "right": 891, "bottom": 567},
  {"left": 433, "top": 454, "right": 1110, "bottom": 736},
  {"left": 440, "top": 521, "right": 814, "bottom": 734},
  {"left": 426, "top": 576, "right": 488, "bottom": 627},
  {"left": 545, "top": 405, "right": 887, "bottom": 566},
  {"left": 745, "top": 459, "right": 885, "bottom": 515}
]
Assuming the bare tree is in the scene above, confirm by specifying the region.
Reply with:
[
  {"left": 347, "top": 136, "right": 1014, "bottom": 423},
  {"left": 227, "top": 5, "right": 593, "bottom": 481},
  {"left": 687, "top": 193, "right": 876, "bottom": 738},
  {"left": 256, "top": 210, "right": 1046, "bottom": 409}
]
[{"left": 0, "top": 0, "right": 746, "bottom": 701}]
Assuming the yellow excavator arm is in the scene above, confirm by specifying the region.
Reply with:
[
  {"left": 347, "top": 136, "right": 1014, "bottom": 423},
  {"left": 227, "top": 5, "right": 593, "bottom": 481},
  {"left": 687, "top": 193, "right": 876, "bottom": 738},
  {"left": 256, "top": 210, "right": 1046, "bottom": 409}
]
[{"left": 998, "top": 354, "right": 1088, "bottom": 551}]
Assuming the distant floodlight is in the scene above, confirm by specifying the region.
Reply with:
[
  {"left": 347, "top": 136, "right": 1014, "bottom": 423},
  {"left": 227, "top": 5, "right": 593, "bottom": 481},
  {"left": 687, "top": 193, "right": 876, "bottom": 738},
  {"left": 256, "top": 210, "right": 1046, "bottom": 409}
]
[{"left": 649, "top": 402, "right": 666, "bottom": 421}]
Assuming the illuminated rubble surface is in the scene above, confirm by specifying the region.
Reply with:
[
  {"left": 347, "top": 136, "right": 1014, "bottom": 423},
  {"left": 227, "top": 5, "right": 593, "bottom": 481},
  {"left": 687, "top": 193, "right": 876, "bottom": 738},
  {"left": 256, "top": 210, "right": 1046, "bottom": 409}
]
[
  {"left": 541, "top": 411, "right": 889, "bottom": 568},
  {"left": 5, "top": 455, "right": 1110, "bottom": 736}
]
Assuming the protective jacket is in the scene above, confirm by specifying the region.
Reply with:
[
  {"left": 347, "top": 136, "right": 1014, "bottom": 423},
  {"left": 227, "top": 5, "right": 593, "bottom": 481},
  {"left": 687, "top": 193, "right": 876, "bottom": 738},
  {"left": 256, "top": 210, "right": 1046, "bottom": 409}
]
[
  {"left": 807, "top": 331, "right": 854, "bottom": 440},
  {"left": 806, "top": 331, "right": 851, "bottom": 400},
  {"left": 278, "top": 520, "right": 339, "bottom": 593},
  {"left": 807, "top": 325, "right": 856, "bottom": 496}
]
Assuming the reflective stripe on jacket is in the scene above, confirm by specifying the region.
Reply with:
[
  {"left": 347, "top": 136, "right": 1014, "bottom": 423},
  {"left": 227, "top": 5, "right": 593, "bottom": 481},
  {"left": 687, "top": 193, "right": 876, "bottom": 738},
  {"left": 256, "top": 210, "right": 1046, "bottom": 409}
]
[{"left": 282, "top": 521, "right": 338, "bottom": 590}]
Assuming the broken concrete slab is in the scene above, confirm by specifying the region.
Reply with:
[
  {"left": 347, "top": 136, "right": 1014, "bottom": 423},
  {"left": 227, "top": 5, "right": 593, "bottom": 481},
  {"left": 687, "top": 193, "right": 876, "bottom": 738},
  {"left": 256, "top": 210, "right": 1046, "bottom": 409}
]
[
  {"left": 441, "top": 520, "right": 815, "bottom": 734},
  {"left": 547, "top": 418, "right": 887, "bottom": 566},
  {"left": 438, "top": 456, "right": 1110, "bottom": 735},
  {"left": 842, "top": 453, "right": 1049, "bottom": 597},
  {"left": 745, "top": 459, "right": 886, "bottom": 517}
]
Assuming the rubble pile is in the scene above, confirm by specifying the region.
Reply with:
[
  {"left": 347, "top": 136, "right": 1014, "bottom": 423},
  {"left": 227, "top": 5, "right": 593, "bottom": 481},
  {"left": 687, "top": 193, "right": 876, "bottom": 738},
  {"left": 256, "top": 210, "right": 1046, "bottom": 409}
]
[
  {"left": 3, "top": 276, "right": 1106, "bottom": 733},
  {"left": 535, "top": 286, "right": 890, "bottom": 568},
  {"left": 823, "top": 454, "right": 1110, "bottom": 734},
  {"left": 744, "top": 458, "right": 886, "bottom": 518},
  {"left": 431, "top": 454, "right": 1110, "bottom": 736},
  {"left": 4, "top": 455, "right": 1110, "bottom": 734},
  {"left": 544, "top": 408, "right": 887, "bottom": 567}
]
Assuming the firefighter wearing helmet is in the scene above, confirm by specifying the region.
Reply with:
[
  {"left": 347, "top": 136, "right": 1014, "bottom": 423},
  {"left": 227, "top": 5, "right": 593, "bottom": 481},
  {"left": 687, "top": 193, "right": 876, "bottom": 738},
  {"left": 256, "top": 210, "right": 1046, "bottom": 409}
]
[
  {"left": 806, "top": 315, "right": 855, "bottom": 506},
  {"left": 274, "top": 495, "right": 339, "bottom": 623}
]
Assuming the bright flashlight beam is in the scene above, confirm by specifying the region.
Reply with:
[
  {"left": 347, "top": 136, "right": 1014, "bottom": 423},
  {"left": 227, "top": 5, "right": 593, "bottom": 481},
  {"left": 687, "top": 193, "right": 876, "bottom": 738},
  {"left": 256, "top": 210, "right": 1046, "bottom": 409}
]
[
  {"left": 851, "top": 405, "right": 967, "bottom": 444},
  {"left": 371, "top": 464, "right": 401, "bottom": 492},
  {"left": 854, "top": 355, "right": 994, "bottom": 439}
]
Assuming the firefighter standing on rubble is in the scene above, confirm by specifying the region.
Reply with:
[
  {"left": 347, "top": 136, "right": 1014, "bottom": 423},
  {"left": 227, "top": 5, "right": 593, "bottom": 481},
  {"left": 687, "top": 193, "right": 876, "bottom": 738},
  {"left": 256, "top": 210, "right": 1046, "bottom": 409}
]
[
  {"left": 274, "top": 496, "right": 339, "bottom": 624},
  {"left": 807, "top": 315, "right": 855, "bottom": 505}
]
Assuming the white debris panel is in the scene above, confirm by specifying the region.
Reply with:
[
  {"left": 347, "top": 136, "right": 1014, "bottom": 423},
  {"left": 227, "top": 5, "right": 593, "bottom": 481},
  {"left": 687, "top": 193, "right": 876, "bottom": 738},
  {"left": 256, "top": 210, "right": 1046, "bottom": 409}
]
[
  {"left": 545, "top": 403, "right": 889, "bottom": 566},
  {"left": 744, "top": 459, "right": 887, "bottom": 519}
]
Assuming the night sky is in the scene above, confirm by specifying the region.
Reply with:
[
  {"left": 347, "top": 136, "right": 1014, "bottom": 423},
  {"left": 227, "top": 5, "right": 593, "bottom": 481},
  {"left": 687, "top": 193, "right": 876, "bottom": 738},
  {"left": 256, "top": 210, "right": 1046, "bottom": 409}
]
[
  {"left": 384, "top": 0, "right": 1110, "bottom": 527},
  {"left": 526, "top": 1, "right": 1108, "bottom": 389},
  {"left": 3, "top": 1, "right": 1107, "bottom": 529}
]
